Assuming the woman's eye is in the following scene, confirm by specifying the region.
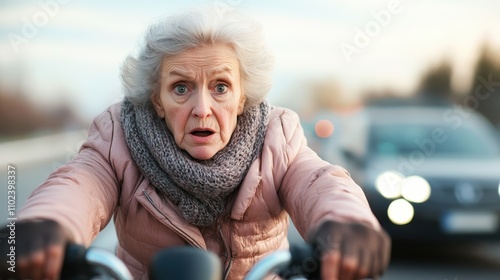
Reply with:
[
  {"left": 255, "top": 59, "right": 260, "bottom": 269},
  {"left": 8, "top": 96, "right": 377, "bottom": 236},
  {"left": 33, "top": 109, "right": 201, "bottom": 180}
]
[
  {"left": 215, "top": 84, "right": 227, "bottom": 93},
  {"left": 174, "top": 85, "right": 188, "bottom": 95}
]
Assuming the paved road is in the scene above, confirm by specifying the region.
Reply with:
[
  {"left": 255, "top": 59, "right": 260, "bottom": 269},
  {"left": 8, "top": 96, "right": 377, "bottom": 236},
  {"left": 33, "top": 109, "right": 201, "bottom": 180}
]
[
  {"left": 288, "top": 225, "right": 500, "bottom": 280},
  {"left": 383, "top": 241, "right": 500, "bottom": 280},
  {"left": 1, "top": 133, "right": 499, "bottom": 279}
]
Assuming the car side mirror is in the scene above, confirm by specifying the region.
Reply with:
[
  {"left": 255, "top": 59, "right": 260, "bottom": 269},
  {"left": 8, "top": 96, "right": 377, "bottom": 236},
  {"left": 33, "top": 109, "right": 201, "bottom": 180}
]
[{"left": 342, "top": 149, "right": 365, "bottom": 168}]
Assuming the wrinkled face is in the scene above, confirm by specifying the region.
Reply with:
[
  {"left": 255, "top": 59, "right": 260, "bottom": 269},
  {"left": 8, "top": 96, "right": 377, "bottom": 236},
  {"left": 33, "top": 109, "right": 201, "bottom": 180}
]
[{"left": 152, "top": 44, "right": 245, "bottom": 160}]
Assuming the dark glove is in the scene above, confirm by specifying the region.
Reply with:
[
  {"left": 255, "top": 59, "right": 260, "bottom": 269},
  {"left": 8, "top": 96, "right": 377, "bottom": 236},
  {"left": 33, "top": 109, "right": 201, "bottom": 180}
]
[
  {"left": 307, "top": 220, "right": 391, "bottom": 280},
  {"left": 0, "top": 219, "right": 73, "bottom": 280}
]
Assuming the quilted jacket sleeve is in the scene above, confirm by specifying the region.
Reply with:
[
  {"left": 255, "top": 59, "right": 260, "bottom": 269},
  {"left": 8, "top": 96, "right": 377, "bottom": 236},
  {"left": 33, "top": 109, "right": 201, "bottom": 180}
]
[
  {"left": 17, "top": 109, "right": 120, "bottom": 246},
  {"left": 276, "top": 108, "right": 381, "bottom": 239}
]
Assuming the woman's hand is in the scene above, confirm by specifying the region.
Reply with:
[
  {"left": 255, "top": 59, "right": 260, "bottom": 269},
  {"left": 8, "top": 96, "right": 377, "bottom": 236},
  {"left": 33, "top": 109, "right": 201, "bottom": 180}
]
[
  {"left": 0, "top": 219, "right": 72, "bottom": 280},
  {"left": 308, "top": 220, "right": 391, "bottom": 280}
]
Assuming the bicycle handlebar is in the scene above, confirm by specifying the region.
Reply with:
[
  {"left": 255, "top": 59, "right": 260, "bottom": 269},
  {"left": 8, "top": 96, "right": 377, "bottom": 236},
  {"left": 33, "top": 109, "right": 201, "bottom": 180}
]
[
  {"left": 61, "top": 244, "right": 133, "bottom": 280},
  {"left": 245, "top": 243, "right": 321, "bottom": 280},
  {"left": 61, "top": 243, "right": 319, "bottom": 280}
]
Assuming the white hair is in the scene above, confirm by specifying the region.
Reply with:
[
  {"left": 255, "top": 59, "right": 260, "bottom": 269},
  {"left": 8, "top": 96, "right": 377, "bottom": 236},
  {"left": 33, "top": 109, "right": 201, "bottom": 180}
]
[{"left": 121, "top": 6, "right": 275, "bottom": 109}]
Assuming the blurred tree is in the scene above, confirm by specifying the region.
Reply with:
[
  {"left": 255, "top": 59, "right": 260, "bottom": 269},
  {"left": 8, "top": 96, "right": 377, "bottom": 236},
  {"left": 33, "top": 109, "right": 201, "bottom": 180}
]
[
  {"left": 462, "top": 44, "right": 500, "bottom": 128},
  {"left": 311, "top": 80, "right": 343, "bottom": 111},
  {"left": 0, "top": 87, "right": 85, "bottom": 141},
  {"left": 416, "top": 60, "right": 454, "bottom": 100},
  {"left": 310, "top": 79, "right": 363, "bottom": 113}
]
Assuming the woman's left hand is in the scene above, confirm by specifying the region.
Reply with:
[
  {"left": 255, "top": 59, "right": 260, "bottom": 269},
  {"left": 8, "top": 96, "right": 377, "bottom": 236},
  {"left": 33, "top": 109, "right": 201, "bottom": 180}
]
[{"left": 308, "top": 220, "right": 391, "bottom": 280}]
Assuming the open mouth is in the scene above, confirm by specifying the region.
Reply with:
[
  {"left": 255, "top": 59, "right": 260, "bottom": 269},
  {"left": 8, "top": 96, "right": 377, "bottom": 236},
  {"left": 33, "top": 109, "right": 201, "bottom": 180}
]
[{"left": 191, "top": 130, "right": 214, "bottom": 137}]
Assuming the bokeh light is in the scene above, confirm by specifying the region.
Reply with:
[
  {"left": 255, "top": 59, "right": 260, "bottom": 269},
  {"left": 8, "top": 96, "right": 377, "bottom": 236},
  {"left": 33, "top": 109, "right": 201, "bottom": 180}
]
[
  {"left": 314, "top": 119, "right": 334, "bottom": 138},
  {"left": 375, "top": 170, "right": 404, "bottom": 199},
  {"left": 387, "top": 198, "right": 414, "bottom": 225},
  {"left": 401, "top": 176, "right": 431, "bottom": 203}
]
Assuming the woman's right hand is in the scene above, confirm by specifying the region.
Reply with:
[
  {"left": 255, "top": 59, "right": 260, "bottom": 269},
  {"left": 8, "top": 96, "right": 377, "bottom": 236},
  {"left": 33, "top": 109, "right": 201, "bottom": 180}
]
[{"left": 0, "top": 219, "right": 73, "bottom": 280}]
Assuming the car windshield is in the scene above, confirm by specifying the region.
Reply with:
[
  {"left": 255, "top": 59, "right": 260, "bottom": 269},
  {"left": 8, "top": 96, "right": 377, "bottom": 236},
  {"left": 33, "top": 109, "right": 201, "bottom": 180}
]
[{"left": 368, "top": 123, "right": 500, "bottom": 159}]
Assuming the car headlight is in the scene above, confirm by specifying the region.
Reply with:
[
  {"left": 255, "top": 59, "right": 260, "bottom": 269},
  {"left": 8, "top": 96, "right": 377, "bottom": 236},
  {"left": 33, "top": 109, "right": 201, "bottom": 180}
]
[
  {"left": 400, "top": 176, "right": 431, "bottom": 203},
  {"left": 375, "top": 171, "right": 404, "bottom": 199},
  {"left": 387, "top": 199, "right": 414, "bottom": 225}
]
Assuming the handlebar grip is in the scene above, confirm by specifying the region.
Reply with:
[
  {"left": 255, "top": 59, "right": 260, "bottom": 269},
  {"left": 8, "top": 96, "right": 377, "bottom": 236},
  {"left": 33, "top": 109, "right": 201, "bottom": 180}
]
[
  {"left": 60, "top": 243, "right": 94, "bottom": 280},
  {"left": 278, "top": 243, "right": 321, "bottom": 280},
  {"left": 61, "top": 243, "right": 134, "bottom": 280}
]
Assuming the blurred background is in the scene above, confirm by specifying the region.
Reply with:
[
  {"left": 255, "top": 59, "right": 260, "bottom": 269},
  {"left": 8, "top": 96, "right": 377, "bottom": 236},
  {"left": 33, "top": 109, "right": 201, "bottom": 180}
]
[{"left": 1, "top": 0, "right": 500, "bottom": 279}]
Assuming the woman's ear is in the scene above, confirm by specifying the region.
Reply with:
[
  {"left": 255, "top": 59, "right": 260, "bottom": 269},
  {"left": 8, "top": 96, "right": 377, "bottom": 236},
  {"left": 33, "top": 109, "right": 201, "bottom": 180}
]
[
  {"left": 151, "top": 92, "right": 165, "bottom": 118},
  {"left": 237, "top": 95, "right": 246, "bottom": 115}
]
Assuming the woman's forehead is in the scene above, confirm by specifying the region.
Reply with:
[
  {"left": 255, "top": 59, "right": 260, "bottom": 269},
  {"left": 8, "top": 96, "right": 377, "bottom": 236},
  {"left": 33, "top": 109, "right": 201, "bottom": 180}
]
[
  {"left": 162, "top": 56, "right": 240, "bottom": 79},
  {"left": 164, "top": 44, "right": 236, "bottom": 63},
  {"left": 163, "top": 64, "right": 236, "bottom": 77}
]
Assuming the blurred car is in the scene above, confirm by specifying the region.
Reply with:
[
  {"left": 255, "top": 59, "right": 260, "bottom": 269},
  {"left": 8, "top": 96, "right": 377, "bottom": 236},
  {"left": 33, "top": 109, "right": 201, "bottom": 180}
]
[{"left": 339, "top": 103, "right": 500, "bottom": 241}]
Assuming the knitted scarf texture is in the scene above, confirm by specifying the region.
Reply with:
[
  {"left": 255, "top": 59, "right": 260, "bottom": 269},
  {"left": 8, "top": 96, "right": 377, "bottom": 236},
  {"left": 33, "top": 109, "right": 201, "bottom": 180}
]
[{"left": 121, "top": 100, "right": 270, "bottom": 227}]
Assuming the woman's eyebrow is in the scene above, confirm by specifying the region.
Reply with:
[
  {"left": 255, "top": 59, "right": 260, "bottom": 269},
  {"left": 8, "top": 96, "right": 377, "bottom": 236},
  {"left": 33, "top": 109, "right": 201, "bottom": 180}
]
[
  {"left": 167, "top": 69, "right": 195, "bottom": 79},
  {"left": 208, "top": 65, "right": 235, "bottom": 76},
  {"left": 164, "top": 65, "right": 235, "bottom": 79}
]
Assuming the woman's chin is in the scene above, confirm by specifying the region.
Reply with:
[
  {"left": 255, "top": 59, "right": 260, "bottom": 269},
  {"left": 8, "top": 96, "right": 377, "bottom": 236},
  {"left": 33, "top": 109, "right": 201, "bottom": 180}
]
[{"left": 187, "top": 147, "right": 218, "bottom": 161}]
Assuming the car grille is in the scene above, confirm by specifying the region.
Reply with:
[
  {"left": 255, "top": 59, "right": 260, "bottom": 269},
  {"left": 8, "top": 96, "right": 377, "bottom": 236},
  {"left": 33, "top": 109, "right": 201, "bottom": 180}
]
[{"left": 430, "top": 181, "right": 500, "bottom": 205}]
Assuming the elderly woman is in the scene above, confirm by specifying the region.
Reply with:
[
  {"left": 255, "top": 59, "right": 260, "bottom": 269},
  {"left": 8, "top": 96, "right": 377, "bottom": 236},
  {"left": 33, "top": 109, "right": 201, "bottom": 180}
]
[{"left": 0, "top": 6, "right": 390, "bottom": 280}]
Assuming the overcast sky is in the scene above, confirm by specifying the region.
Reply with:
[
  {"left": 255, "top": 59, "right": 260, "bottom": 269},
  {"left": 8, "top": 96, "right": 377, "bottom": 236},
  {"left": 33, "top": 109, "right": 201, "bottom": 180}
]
[{"left": 1, "top": 0, "right": 499, "bottom": 119}]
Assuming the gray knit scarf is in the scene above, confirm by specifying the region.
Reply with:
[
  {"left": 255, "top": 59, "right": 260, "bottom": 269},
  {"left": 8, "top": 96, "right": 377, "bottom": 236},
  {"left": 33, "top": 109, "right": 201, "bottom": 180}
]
[{"left": 121, "top": 99, "right": 270, "bottom": 227}]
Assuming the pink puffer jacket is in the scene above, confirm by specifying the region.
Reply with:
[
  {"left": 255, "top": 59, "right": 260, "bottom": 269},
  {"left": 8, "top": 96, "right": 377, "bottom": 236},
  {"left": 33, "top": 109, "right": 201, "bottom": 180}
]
[{"left": 18, "top": 103, "right": 380, "bottom": 279}]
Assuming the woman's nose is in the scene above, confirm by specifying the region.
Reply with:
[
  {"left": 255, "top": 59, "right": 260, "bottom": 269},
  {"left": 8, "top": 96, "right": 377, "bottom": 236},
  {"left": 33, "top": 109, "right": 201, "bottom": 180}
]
[{"left": 191, "top": 90, "right": 212, "bottom": 118}]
